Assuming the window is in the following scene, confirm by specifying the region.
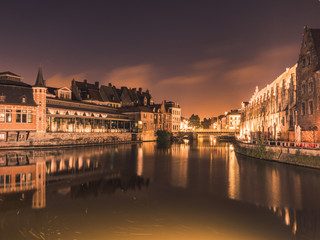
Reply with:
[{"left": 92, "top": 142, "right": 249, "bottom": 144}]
[
  {"left": 6, "top": 110, "right": 12, "bottom": 123},
  {"left": 0, "top": 109, "right": 4, "bottom": 122},
  {"left": 27, "top": 110, "right": 32, "bottom": 123},
  {"left": 143, "top": 113, "right": 147, "bottom": 118},
  {"left": 302, "top": 103, "right": 306, "bottom": 116},
  {"left": 308, "top": 81, "right": 313, "bottom": 93},
  {"left": 16, "top": 110, "right": 30, "bottom": 123},
  {"left": 302, "top": 83, "right": 306, "bottom": 95},
  {"left": 22, "top": 96, "right": 26, "bottom": 103},
  {"left": 5, "top": 175, "right": 11, "bottom": 188},
  {"left": 0, "top": 95, "right": 5, "bottom": 102},
  {"left": 22, "top": 110, "right": 27, "bottom": 122},
  {"left": 309, "top": 101, "right": 313, "bottom": 115},
  {"left": 15, "top": 174, "right": 21, "bottom": 187}
]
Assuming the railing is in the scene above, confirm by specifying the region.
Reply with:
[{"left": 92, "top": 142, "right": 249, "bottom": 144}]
[
  {"left": 246, "top": 140, "right": 320, "bottom": 149},
  {"left": 187, "top": 129, "right": 239, "bottom": 133}
]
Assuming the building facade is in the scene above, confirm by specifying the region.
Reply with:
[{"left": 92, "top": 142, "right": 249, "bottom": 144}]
[
  {"left": 0, "top": 68, "right": 182, "bottom": 146},
  {"left": 296, "top": 27, "right": 320, "bottom": 142},
  {"left": 0, "top": 72, "right": 38, "bottom": 141},
  {"left": 240, "top": 65, "right": 297, "bottom": 141}
]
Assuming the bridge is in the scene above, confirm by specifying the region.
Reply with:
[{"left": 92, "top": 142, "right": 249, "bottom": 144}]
[{"left": 173, "top": 129, "right": 239, "bottom": 141}]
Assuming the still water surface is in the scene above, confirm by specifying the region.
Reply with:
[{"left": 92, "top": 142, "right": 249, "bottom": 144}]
[{"left": 1, "top": 139, "right": 320, "bottom": 240}]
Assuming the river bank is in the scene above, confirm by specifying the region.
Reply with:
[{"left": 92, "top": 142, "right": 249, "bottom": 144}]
[
  {"left": 235, "top": 141, "right": 320, "bottom": 169},
  {"left": 0, "top": 132, "right": 147, "bottom": 150}
]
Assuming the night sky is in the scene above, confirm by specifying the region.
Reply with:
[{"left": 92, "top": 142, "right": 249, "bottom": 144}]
[{"left": 1, "top": 0, "right": 320, "bottom": 118}]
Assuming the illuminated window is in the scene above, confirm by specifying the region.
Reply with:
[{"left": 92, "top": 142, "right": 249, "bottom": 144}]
[
  {"left": 0, "top": 95, "right": 5, "bottom": 102},
  {"left": 27, "top": 110, "right": 32, "bottom": 123},
  {"left": 0, "top": 109, "right": 4, "bottom": 122},
  {"left": 6, "top": 109, "right": 12, "bottom": 123}
]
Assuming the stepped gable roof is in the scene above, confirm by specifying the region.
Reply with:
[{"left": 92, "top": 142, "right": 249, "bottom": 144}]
[
  {"left": 74, "top": 80, "right": 103, "bottom": 101},
  {"left": 137, "top": 89, "right": 153, "bottom": 105},
  {"left": 100, "top": 85, "right": 121, "bottom": 103},
  {"left": 128, "top": 88, "right": 140, "bottom": 104},
  {"left": 310, "top": 28, "right": 320, "bottom": 69},
  {"left": 0, "top": 81, "right": 37, "bottom": 106},
  {"left": 34, "top": 67, "right": 46, "bottom": 87}
]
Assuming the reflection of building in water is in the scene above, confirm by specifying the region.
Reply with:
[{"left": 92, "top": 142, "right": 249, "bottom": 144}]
[
  {"left": 0, "top": 152, "right": 46, "bottom": 209},
  {"left": 32, "top": 161, "right": 46, "bottom": 209},
  {"left": 227, "top": 145, "right": 240, "bottom": 201},
  {"left": 70, "top": 175, "right": 148, "bottom": 199},
  {"left": 170, "top": 144, "right": 188, "bottom": 188},
  {"left": 137, "top": 146, "right": 143, "bottom": 176}
]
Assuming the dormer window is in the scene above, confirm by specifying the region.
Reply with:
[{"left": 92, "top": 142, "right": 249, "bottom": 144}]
[
  {"left": 0, "top": 95, "right": 5, "bottom": 103},
  {"left": 21, "top": 96, "right": 26, "bottom": 103}
]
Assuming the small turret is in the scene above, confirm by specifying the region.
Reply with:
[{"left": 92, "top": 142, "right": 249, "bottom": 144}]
[{"left": 34, "top": 67, "right": 46, "bottom": 87}]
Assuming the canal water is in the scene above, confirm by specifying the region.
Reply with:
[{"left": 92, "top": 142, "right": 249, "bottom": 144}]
[{"left": 1, "top": 138, "right": 320, "bottom": 240}]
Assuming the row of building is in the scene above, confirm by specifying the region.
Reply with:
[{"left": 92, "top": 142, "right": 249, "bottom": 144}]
[
  {"left": 0, "top": 69, "right": 181, "bottom": 143},
  {"left": 240, "top": 26, "right": 320, "bottom": 143}
]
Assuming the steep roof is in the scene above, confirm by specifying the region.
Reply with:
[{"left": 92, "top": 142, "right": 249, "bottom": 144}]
[
  {"left": 0, "top": 81, "right": 37, "bottom": 106},
  {"left": 34, "top": 67, "right": 46, "bottom": 87},
  {"left": 72, "top": 80, "right": 103, "bottom": 101},
  {"left": 120, "top": 105, "right": 153, "bottom": 113},
  {"left": 100, "top": 85, "right": 121, "bottom": 103},
  {"left": 310, "top": 28, "right": 320, "bottom": 69},
  {"left": 0, "top": 71, "right": 21, "bottom": 77}
]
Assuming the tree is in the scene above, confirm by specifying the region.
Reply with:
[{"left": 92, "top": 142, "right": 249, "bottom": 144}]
[
  {"left": 188, "top": 114, "right": 201, "bottom": 129},
  {"left": 202, "top": 118, "right": 212, "bottom": 129}
]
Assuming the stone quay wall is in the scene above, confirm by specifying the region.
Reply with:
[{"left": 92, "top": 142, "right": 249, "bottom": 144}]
[
  {"left": 236, "top": 141, "right": 320, "bottom": 169},
  {"left": 0, "top": 132, "right": 143, "bottom": 149}
]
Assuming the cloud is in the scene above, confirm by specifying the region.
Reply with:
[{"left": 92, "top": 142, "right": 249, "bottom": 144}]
[
  {"left": 152, "top": 43, "right": 299, "bottom": 118},
  {"left": 158, "top": 75, "right": 209, "bottom": 86},
  {"left": 102, "top": 64, "right": 154, "bottom": 89},
  {"left": 46, "top": 72, "right": 88, "bottom": 88},
  {"left": 191, "top": 58, "right": 225, "bottom": 71}
]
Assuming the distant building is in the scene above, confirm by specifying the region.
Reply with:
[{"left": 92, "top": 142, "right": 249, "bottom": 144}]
[
  {"left": 165, "top": 101, "right": 181, "bottom": 132},
  {"left": 120, "top": 106, "right": 155, "bottom": 141},
  {"left": 240, "top": 66, "right": 297, "bottom": 141},
  {"left": 226, "top": 110, "right": 241, "bottom": 130}
]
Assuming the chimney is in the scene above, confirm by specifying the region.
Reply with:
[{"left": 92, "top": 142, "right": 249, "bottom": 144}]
[
  {"left": 139, "top": 88, "right": 142, "bottom": 93},
  {"left": 108, "top": 83, "right": 112, "bottom": 87},
  {"left": 95, "top": 81, "right": 99, "bottom": 88},
  {"left": 146, "top": 89, "right": 149, "bottom": 94},
  {"left": 84, "top": 79, "right": 87, "bottom": 84},
  {"left": 132, "top": 88, "right": 136, "bottom": 91},
  {"left": 121, "top": 86, "right": 125, "bottom": 91}
]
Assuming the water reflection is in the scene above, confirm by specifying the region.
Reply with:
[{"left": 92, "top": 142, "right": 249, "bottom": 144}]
[{"left": 0, "top": 141, "right": 320, "bottom": 239}]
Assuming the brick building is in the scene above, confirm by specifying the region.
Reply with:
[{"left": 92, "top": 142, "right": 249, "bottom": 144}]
[
  {"left": 0, "top": 72, "right": 38, "bottom": 141},
  {"left": 296, "top": 26, "right": 320, "bottom": 142}
]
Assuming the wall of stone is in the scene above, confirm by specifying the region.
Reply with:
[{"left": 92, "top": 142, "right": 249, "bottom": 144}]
[
  {"left": 0, "top": 132, "right": 143, "bottom": 149},
  {"left": 238, "top": 141, "right": 320, "bottom": 157}
]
